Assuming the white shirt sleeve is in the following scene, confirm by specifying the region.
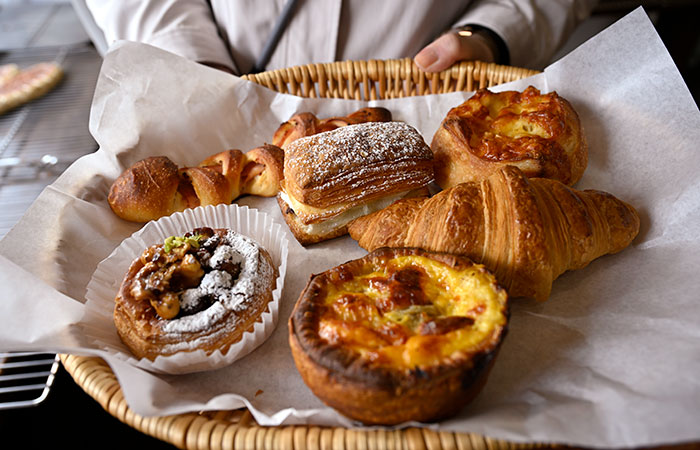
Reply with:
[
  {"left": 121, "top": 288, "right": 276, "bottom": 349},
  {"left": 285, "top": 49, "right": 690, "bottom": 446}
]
[
  {"left": 457, "top": 0, "right": 599, "bottom": 69},
  {"left": 84, "top": 0, "right": 237, "bottom": 72}
]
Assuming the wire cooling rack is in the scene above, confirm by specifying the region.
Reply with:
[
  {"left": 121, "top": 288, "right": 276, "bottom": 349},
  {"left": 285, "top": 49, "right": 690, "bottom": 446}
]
[
  {"left": 0, "top": 42, "right": 101, "bottom": 409},
  {"left": 0, "top": 43, "right": 101, "bottom": 237},
  {"left": 0, "top": 352, "right": 61, "bottom": 409}
]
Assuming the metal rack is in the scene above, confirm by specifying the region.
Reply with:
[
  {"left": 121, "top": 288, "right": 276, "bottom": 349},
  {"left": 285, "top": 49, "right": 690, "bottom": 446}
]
[
  {"left": 0, "top": 43, "right": 102, "bottom": 408},
  {"left": 0, "top": 43, "right": 101, "bottom": 236},
  {"left": 0, "top": 352, "right": 60, "bottom": 409}
]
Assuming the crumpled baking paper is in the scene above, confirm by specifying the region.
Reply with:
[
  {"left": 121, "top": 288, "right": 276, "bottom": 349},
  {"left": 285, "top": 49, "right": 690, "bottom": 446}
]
[{"left": 1, "top": 7, "right": 699, "bottom": 448}]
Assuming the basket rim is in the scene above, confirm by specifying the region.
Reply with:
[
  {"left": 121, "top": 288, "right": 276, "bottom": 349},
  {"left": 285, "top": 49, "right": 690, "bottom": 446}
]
[
  {"left": 60, "top": 353, "right": 543, "bottom": 449},
  {"left": 240, "top": 57, "right": 540, "bottom": 100}
]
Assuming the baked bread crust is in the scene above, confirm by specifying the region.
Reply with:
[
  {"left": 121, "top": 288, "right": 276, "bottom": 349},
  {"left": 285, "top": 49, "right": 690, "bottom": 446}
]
[
  {"left": 114, "top": 227, "right": 277, "bottom": 361},
  {"left": 272, "top": 107, "right": 392, "bottom": 148},
  {"left": 0, "top": 62, "right": 63, "bottom": 115},
  {"left": 348, "top": 165, "right": 640, "bottom": 301},
  {"left": 108, "top": 145, "right": 284, "bottom": 222},
  {"left": 282, "top": 121, "right": 433, "bottom": 208},
  {"left": 108, "top": 156, "right": 189, "bottom": 223},
  {"left": 431, "top": 86, "right": 587, "bottom": 189},
  {"left": 276, "top": 121, "right": 433, "bottom": 245},
  {"left": 289, "top": 247, "right": 509, "bottom": 425}
]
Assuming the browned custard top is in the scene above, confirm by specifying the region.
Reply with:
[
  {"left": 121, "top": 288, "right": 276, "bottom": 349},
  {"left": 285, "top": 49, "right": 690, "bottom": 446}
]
[
  {"left": 313, "top": 254, "right": 508, "bottom": 370},
  {"left": 452, "top": 86, "right": 571, "bottom": 166}
]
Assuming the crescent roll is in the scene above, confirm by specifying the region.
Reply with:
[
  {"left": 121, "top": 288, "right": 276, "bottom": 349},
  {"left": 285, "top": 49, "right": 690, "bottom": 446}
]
[{"left": 348, "top": 165, "right": 639, "bottom": 302}]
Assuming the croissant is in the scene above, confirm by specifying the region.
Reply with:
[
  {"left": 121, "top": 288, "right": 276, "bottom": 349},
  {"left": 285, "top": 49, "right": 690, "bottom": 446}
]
[
  {"left": 348, "top": 165, "right": 639, "bottom": 301},
  {"left": 108, "top": 144, "right": 284, "bottom": 222},
  {"left": 272, "top": 107, "right": 392, "bottom": 148}
]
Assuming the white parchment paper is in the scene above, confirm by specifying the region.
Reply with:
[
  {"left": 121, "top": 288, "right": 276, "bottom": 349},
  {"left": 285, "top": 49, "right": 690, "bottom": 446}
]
[{"left": 1, "top": 8, "right": 699, "bottom": 448}]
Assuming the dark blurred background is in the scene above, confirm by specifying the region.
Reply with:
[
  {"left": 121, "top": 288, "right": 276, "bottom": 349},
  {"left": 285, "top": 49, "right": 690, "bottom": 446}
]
[{"left": 581, "top": 0, "right": 700, "bottom": 102}]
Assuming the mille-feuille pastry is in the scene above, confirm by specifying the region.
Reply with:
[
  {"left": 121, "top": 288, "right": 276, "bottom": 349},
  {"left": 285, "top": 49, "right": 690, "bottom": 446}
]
[
  {"left": 349, "top": 165, "right": 640, "bottom": 302},
  {"left": 108, "top": 145, "right": 284, "bottom": 222},
  {"left": 114, "top": 227, "right": 277, "bottom": 361},
  {"left": 272, "top": 107, "right": 392, "bottom": 148},
  {"left": 431, "top": 86, "right": 587, "bottom": 189},
  {"left": 276, "top": 121, "right": 434, "bottom": 245},
  {"left": 289, "top": 247, "right": 509, "bottom": 425}
]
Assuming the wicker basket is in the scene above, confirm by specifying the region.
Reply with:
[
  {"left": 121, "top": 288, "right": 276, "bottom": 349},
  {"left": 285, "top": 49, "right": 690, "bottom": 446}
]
[
  {"left": 241, "top": 58, "right": 538, "bottom": 99},
  {"left": 60, "top": 58, "right": 545, "bottom": 450}
]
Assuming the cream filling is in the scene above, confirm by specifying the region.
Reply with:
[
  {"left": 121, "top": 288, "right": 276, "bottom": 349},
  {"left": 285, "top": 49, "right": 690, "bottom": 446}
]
[{"left": 280, "top": 189, "right": 412, "bottom": 236}]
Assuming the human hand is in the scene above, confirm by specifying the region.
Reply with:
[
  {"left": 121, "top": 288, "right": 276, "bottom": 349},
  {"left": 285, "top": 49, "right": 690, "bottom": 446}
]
[{"left": 414, "top": 28, "right": 499, "bottom": 72}]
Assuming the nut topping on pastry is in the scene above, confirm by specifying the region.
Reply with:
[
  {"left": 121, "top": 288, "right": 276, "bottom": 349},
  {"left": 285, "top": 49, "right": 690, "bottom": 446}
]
[
  {"left": 129, "top": 233, "right": 207, "bottom": 319},
  {"left": 114, "top": 227, "right": 277, "bottom": 361}
]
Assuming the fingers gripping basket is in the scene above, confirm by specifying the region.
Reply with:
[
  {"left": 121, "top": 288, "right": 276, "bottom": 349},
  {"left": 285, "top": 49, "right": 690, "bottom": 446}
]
[{"left": 61, "top": 58, "right": 541, "bottom": 450}]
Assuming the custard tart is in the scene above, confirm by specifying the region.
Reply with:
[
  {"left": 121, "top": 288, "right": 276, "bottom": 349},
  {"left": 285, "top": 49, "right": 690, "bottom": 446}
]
[{"left": 289, "top": 247, "right": 509, "bottom": 424}]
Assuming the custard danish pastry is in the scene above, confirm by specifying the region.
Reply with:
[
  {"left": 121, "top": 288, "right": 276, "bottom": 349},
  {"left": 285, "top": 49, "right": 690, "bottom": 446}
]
[{"left": 431, "top": 86, "right": 587, "bottom": 189}]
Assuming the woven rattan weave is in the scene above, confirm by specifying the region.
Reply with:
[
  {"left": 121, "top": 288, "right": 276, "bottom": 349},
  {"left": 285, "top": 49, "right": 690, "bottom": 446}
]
[{"left": 61, "top": 58, "right": 544, "bottom": 450}]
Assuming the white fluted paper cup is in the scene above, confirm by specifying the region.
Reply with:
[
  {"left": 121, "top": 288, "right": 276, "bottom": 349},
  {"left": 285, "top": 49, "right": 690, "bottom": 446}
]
[{"left": 83, "top": 204, "right": 288, "bottom": 374}]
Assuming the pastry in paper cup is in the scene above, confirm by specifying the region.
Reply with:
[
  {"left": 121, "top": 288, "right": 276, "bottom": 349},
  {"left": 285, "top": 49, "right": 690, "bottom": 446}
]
[{"left": 84, "top": 204, "right": 288, "bottom": 374}]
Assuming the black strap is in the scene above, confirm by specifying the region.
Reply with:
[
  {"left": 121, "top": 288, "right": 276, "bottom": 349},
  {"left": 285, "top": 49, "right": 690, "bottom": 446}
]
[
  {"left": 249, "top": 0, "right": 301, "bottom": 74},
  {"left": 456, "top": 24, "right": 510, "bottom": 66}
]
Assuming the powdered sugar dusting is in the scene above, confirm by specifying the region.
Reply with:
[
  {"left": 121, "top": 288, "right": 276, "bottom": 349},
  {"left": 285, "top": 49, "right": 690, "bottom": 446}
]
[
  {"left": 160, "top": 229, "right": 274, "bottom": 351},
  {"left": 284, "top": 121, "right": 432, "bottom": 188},
  {"left": 209, "top": 243, "right": 245, "bottom": 269}
]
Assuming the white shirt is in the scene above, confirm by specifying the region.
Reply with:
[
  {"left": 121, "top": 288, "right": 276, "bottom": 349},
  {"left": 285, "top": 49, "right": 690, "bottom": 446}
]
[{"left": 84, "top": 0, "right": 597, "bottom": 74}]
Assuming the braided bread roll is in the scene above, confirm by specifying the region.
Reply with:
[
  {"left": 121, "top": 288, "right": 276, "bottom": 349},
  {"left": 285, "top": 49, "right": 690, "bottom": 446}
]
[
  {"left": 109, "top": 145, "right": 284, "bottom": 222},
  {"left": 348, "top": 165, "right": 639, "bottom": 301},
  {"left": 272, "top": 107, "right": 392, "bottom": 148}
]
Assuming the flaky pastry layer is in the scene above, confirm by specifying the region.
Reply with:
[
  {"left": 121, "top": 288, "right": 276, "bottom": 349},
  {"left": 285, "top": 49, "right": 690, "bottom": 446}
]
[
  {"left": 114, "top": 228, "right": 277, "bottom": 361},
  {"left": 431, "top": 86, "right": 587, "bottom": 189},
  {"left": 282, "top": 121, "right": 434, "bottom": 209}
]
